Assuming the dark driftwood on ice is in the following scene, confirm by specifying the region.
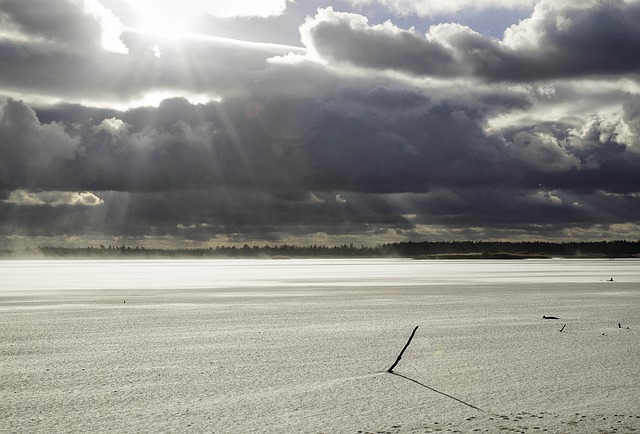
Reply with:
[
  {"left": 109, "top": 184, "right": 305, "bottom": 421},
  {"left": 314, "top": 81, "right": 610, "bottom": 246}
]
[
  {"left": 560, "top": 324, "right": 566, "bottom": 332},
  {"left": 387, "top": 326, "right": 419, "bottom": 373}
]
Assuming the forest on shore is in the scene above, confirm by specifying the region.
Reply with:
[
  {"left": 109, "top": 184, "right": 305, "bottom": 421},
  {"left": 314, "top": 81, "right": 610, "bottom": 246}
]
[{"left": 3, "top": 240, "right": 640, "bottom": 259}]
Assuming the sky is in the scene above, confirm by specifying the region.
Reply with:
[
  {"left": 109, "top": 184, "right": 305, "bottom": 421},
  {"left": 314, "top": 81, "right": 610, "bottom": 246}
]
[{"left": 1, "top": 0, "right": 639, "bottom": 249}]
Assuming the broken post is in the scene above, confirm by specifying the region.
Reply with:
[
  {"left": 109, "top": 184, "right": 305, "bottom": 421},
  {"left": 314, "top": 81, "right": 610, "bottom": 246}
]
[{"left": 387, "top": 326, "right": 419, "bottom": 373}]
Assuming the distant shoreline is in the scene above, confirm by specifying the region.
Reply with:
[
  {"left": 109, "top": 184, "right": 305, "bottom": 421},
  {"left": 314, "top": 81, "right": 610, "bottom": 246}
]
[{"left": 2, "top": 240, "right": 640, "bottom": 259}]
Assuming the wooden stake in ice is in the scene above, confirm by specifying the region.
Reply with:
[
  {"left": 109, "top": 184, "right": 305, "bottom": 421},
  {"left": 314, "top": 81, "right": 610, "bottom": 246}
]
[{"left": 387, "top": 326, "right": 419, "bottom": 373}]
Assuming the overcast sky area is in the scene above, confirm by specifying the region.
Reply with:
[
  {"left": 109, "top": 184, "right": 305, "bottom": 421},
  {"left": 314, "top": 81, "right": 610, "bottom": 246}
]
[{"left": 1, "top": 0, "right": 640, "bottom": 249}]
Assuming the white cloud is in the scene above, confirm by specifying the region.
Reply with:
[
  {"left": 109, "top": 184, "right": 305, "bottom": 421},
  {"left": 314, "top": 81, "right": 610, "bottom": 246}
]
[
  {"left": 5, "top": 190, "right": 104, "bottom": 207},
  {"left": 347, "top": 0, "right": 537, "bottom": 16},
  {"left": 501, "top": 0, "right": 600, "bottom": 50},
  {"left": 522, "top": 190, "right": 563, "bottom": 206},
  {"left": 92, "top": 117, "right": 127, "bottom": 137},
  {"left": 203, "top": 0, "right": 291, "bottom": 18},
  {"left": 123, "top": 0, "right": 291, "bottom": 19},
  {"left": 306, "top": 192, "right": 324, "bottom": 203},
  {"left": 509, "top": 131, "right": 581, "bottom": 172},
  {"left": 83, "top": 0, "right": 128, "bottom": 53},
  {"left": 568, "top": 113, "right": 640, "bottom": 154}
]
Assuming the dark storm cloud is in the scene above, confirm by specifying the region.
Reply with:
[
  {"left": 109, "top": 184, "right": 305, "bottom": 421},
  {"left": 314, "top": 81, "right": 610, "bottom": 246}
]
[
  {"left": 0, "top": 78, "right": 533, "bottom": 195},
  {"left": 2, "top": 71, "right": 638, "bottom": 198},
  {"left": 0, "top": 0, "right": 102, "bottom": 47},
  {"left": 483, "top": 0, "right": 640, "bottom": 81},
  {"left": 0, "top": 99, "right": 82, "bottom": 189},
  {"left": 306, "top": 94, "right": 516, "bottom": 192},
  {"left": 302, "top": 2, "right": 640, "bottom": 81},
  {"left": 2, "top": 81, "right": 639, "bottom": 243},
  {"left": 355, "top": 186, "right": 640, "bottom": 240},
  {"left": 301, "top": 8, "right": 457, "bottom": 77},
  {"left": 0, "top": 187, "right": 409, "bottom": 244}
]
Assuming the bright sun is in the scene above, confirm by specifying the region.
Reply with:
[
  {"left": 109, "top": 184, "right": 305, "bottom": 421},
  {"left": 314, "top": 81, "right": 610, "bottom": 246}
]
[
  {"left": 125, "top": 0, "right": 290, "bottom": 37},
  {"left": 127, "top": 0, "right": 199, "bottom": 38}
]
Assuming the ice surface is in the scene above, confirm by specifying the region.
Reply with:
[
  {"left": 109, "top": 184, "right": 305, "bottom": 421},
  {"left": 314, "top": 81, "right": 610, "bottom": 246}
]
[
  {"left": 1, "top": 259, "right": 639, "bottom": 433},
  {"left": 2, "top": 258, "right": 640, "bottom": 291}
]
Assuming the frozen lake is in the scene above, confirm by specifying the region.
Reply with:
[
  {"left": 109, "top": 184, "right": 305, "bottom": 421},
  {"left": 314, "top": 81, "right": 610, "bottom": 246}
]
[
  {"left": 1, "top": 259, "right": 639, "bottom": 433},
  {"left": 2, "top": 258, "right": 640, "bottom": 291}
]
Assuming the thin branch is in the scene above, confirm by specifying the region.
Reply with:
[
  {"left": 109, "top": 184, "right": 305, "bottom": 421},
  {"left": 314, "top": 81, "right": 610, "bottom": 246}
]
[{"left": 387, "top": 326, "right": 419, "bottom": 373}]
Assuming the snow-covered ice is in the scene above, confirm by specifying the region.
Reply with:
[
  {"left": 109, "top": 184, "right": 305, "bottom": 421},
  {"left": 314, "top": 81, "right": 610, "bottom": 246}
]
[{"left": 1, "top": 259, "right": 639, "bottom": 433}]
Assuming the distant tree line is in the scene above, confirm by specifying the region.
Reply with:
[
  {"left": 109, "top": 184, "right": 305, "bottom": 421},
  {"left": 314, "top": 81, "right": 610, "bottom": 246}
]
[
  {"left": 386, "top": 240, "right": 640, "bottom": 258},
  {"left": 3, "top": 240, "right": 640, "bottom": 259}
]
